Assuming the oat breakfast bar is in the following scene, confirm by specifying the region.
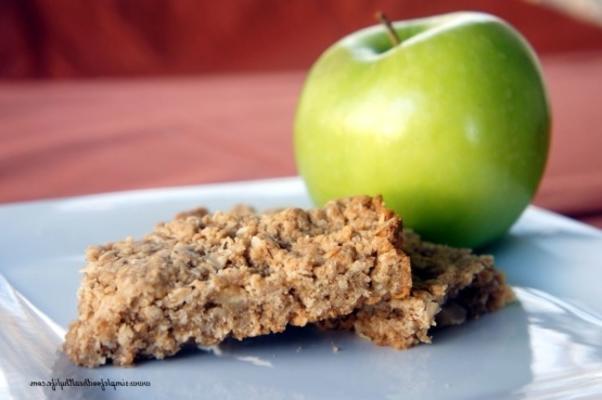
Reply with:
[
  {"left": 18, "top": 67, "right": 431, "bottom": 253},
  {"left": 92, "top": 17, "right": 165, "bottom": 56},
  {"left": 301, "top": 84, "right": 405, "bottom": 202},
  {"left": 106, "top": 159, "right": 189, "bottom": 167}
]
[
  {"left": 64, "top": 196, "right": 411, "bottom": 367},
  {"left": 322, "top": 230, "right": 513, "bottom": 348}
]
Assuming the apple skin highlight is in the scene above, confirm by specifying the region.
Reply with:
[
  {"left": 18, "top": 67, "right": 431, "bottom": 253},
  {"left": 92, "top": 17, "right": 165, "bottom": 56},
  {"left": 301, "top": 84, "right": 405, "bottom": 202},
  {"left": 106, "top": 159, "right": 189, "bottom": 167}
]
[{"left": 294, "top": 12, "right": 550, "bottom": 248}]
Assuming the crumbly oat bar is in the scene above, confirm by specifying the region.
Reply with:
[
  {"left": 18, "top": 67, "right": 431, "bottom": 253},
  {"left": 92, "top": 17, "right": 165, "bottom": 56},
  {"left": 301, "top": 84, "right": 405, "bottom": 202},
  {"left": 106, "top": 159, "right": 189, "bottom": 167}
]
[
  {"left": 64, "top": 196, "right": 411, "bottom": 367},
  {"left": 322, "top": 230, "right": 513, "bottom": 348}
]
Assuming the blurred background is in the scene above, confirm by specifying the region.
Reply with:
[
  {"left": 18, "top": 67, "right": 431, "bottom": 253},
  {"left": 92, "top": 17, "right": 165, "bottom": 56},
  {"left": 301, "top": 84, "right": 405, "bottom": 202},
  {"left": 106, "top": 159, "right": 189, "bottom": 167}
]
[
  {"left": 1, "top": 0, "right": 601, "bottom": 226},
  {"left": 3, "top": 0, "right": 602, "bottom": 77}
]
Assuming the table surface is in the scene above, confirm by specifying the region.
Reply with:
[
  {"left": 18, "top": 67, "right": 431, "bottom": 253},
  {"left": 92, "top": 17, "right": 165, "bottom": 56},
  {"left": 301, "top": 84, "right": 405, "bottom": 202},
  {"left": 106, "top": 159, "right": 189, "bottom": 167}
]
[{"left": 1, "top": 52, "right": 601, "bottom": 228}]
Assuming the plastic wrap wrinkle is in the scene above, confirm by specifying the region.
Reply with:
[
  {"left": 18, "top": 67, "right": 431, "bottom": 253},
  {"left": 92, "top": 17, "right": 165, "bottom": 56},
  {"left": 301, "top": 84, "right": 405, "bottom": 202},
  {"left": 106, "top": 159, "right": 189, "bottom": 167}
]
[{"left": 0, "top": 273, "right": 65, "bottom": 400}]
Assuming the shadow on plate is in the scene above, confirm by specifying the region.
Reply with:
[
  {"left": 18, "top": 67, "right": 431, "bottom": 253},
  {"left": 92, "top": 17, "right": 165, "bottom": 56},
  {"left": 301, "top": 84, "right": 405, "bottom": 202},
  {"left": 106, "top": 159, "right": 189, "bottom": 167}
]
[{"left": 45, "top": 304, "right": 533, "bottom": 400}]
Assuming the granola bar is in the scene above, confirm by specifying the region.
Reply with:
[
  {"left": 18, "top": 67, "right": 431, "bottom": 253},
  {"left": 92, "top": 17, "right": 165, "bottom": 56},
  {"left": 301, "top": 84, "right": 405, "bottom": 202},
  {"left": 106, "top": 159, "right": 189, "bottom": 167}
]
[
  {"left": 322, "top": 230, "right": 513, "bottom": 348},
  {"left": 64, "top": 196, "right": 411, "bottom": 367}
]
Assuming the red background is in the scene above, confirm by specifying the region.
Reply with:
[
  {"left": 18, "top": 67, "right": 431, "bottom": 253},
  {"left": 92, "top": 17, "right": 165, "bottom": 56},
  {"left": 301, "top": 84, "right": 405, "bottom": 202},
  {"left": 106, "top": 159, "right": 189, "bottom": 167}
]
[{"left": 1, "top": 0, "right": 601, "bottom": 227}]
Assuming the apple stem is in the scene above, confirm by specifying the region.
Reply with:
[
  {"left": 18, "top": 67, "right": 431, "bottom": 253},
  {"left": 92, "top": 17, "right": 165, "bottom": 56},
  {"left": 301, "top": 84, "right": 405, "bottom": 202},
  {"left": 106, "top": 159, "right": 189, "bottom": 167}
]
[{"left": 375, "top": 11, "right": 400, "bottom": 47}]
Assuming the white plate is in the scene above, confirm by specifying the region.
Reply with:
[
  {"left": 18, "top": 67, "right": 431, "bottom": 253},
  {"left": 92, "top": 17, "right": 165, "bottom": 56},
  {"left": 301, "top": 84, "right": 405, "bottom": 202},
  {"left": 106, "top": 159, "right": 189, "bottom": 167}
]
[{"left": 2, "top": 177, "right": 602, "bottom": 400}]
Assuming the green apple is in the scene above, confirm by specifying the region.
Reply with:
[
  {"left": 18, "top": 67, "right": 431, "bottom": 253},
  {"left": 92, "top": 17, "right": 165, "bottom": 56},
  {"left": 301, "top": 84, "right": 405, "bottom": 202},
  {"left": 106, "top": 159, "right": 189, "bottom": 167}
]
[{"left": 294, "top": 12, "right": 550, "bottom": 248}]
